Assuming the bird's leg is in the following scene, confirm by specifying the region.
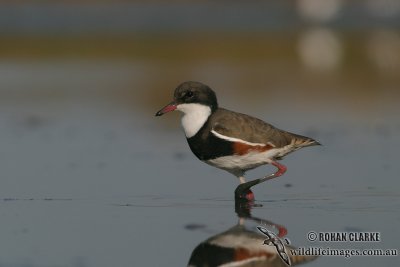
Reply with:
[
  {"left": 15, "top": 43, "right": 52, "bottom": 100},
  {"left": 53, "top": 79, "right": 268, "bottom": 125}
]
[
  {"left": 235, "top": 161, "right": 287, "bottom": 200},
  {"left": 259, "top": 161, "right": 287, "bottom": 182},
  {"left": 235, "top": 176, "right": 255, "bottom": 201},
  {"left": 235, "top": 179, "right": 261, "bottom": 201}
]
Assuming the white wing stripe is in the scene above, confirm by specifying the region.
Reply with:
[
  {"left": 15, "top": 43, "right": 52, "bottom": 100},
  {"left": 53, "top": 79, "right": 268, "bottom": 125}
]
[{"left": 211, "top": 129, "right": 267, "bottom": 147}]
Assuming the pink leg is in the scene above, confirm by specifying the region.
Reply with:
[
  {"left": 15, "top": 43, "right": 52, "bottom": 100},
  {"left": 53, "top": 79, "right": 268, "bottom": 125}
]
[
  {"left": 276, "top": 224, "right": 288, "bottom": 238},
  {"left": 235, "top": 161, "right": 287, "bottom": 200},
  {"left": 270, "top": 161, "right": 287, "bottom": 178},
  {"left": 254, "top": 160, "right": 287, "bottom": 184}
]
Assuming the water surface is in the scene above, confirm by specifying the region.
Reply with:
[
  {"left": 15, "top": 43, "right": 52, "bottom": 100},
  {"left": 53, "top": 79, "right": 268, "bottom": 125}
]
[{"left": 0, "top": 60, "right": 399, "bottom": 266}]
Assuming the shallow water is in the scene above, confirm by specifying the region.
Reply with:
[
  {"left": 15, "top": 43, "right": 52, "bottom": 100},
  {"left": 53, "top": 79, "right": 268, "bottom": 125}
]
[{"left": 0, "top": 60, "right": 399, "bottom": 267}]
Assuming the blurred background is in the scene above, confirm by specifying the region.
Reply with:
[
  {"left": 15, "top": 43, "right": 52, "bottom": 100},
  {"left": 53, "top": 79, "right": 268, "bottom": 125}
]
[
  {"left": 1, "top": 0, "right": 399, "bottom": 113},
  {"left": 0, "top": 1, "right": 399, "bottom": 267}
]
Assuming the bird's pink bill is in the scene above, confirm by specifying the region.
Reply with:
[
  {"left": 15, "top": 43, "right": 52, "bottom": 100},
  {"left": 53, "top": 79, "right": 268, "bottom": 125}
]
[{"left": 155, "top": 101, "right": 177, "bottom": 116}]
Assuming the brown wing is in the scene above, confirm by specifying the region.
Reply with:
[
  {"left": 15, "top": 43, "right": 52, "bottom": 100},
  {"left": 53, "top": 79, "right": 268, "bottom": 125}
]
[{"left": 209, "top": 108, "right": 315, "bottom": 148}]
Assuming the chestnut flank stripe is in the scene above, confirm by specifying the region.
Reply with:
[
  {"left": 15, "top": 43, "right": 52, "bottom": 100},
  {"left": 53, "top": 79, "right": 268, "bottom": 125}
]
[
  {"left": 233, "top": 142, "right": 273, "bottom": 156},
  {"left": 234, "top": 247, "right": 274, "bottom": 261}
]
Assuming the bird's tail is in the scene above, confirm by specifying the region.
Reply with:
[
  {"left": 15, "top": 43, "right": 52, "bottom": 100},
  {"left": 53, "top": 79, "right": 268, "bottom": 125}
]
[
  {"left": 295, "top": 137, "right": 321, "bottom": 147},
  {"left": 274, "top": 132, "right": 321, "bottom": 160},
  {"left": 285, "top": 131, "right": 321, "bottom": 148}
]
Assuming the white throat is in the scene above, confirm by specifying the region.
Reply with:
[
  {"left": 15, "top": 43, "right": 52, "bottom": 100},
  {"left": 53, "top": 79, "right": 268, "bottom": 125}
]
[{"left": 176, "top": 103, "right": 212, "bottom": 138}]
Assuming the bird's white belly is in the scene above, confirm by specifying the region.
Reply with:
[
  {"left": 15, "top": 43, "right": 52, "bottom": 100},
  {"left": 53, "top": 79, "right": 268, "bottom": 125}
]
[{"left": 206, "top": 149, "right": 280, "bottom": 175}]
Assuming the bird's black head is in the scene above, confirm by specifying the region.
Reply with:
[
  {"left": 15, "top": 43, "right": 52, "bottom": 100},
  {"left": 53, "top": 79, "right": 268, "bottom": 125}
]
[
  {"left": 173, "top": 81, "right": 218, "bottom": 112},
  {"left": 155, "top": 81, "right": 218, "bottom": 116}
]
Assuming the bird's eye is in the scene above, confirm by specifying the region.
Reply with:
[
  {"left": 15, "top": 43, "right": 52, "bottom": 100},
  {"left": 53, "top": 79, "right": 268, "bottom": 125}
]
[{"left": 185, "top": 91, "right": 194, "bottom": 98}]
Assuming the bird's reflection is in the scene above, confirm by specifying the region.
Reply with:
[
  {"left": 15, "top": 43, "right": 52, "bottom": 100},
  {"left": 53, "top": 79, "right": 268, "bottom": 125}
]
[{"left": 187, "top": 200, "right": 317, "bottom": 267}]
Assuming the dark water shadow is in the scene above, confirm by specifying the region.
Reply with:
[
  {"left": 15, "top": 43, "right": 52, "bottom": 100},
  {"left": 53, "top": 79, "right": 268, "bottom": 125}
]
[{"left": 187, "top": 199, "right": 318, "bottom": 267}]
